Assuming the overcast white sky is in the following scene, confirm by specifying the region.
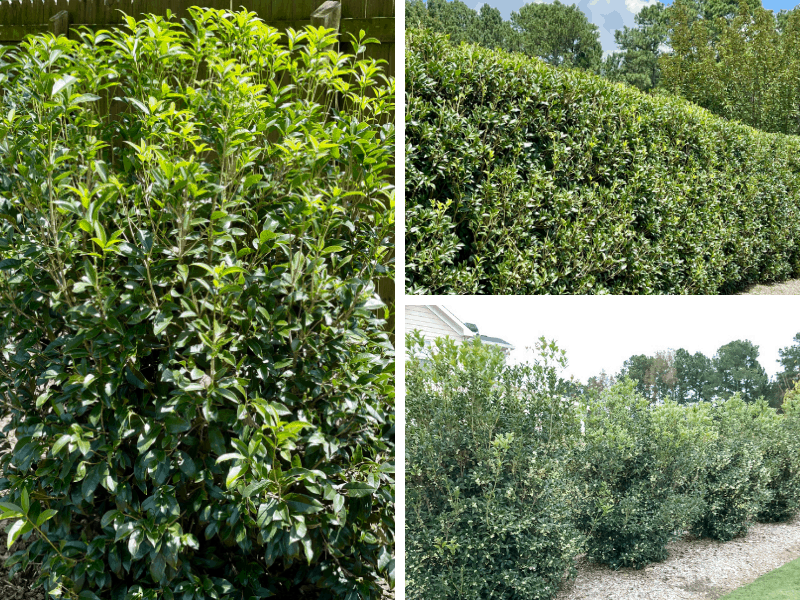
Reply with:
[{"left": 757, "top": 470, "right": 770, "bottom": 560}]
[{"left": 404, "top": 297, "right": 800, "bottom": 382}]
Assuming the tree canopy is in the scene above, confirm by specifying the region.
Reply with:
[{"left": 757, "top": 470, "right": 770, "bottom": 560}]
[
  {"left": 589, "top": 339, "right": 789, "bottom": 407},
  {"left": 405, "top": 0, "right": 602, "bottom": 71},
  {"left": 511, "top": 0, "right": 602, "bottom": 70},
  {"left": 602, "top": 3, "right": 670, "bottom": 91}
]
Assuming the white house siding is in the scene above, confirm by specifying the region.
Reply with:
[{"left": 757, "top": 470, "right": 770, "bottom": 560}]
[{"left": 405, "top": 305, "right": 470, "bottom": 345}]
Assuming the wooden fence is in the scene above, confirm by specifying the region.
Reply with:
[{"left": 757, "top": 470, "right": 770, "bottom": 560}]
[{"left": 0, "top": 0, "right": 394, "bottom": 77}]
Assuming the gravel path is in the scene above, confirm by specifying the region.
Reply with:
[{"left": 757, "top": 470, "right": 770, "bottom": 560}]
[
  {"left": 738, "top": 279, "right": 800, "bottom": 295},
  {"left": 555, "top": 514, "right": 800, "bottom": 600}
]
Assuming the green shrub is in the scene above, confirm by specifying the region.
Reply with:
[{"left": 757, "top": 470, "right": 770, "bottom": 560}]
[
  {"left": 757, "top": 388, "right": 800, "bottom": 523},
  {"left": 405, "top": 334, "right": 583, "bottom": 600},
  {"left": 405, "top": 29, "right": 800, "bottom": 294},
  {"left": 573, "top": 382, "right": 712, "bottom": 569},
  {"left": 0, "top": 9, "right": 394, "bottom": 599},
  {"left": 691, "top": 398, "right": 772, "bottom": 541}
]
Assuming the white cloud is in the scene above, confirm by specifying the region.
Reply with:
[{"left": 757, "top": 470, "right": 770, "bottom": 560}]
[{"left": 625, "top": 0, "right": 660, "bottom": 14}]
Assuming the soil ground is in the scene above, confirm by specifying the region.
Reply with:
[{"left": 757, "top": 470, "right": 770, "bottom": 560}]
[{"left": 0, "top": 541, "right": 43, "bottom": 600}]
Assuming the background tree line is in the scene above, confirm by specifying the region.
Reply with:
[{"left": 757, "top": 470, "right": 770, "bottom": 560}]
[
  {"left": 405, "top": 0, "right": 603, "bottom": 70},
  {"left": 583, "top": 334, "right": 800, "bottom": 408},
  {"left": 406, "top": 0, "right": 800, "bottom": 135}
]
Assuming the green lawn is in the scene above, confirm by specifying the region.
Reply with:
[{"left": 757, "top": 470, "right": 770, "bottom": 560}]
[{"left": 721, "top": 557, "right": 800, "bottom": 600}]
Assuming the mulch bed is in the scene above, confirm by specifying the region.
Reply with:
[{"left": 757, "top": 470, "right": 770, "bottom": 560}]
[
  {"left": 555, "top": 514, "right": 800, "bottom": 600},
  {"left": 0, "top": 539, "right": 44, "bottom": 600},
  {"left": 738, "top": 279, "right": 800, "bottom": 295}
]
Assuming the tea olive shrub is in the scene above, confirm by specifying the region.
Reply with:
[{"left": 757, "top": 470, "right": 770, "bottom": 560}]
[
  {"left": 407, "top": 335, "right": 800, "bottom": 592},
  {"left": 573, "top": 382, "right": 713, "bottom": 569},
  {"left": 691, "top": 398, "right": 773, "bottom": 541},
  {"left": 756, "top": 410, "right": 800, "bottom": 523},
  {"left": 405, "top": 334, "right": 583, "bottom": 600},
  {"left": 0, "top": 9, "right": 394, "bottom": 599},
  {"left": 754, "top": 388, "right": 800, "bottom": 523},
  {"left": 760, "top": 383, "right": 800, "bottom": 522},
  {"left": 405, "top": 29, "right": 800, "bottom": 294}
]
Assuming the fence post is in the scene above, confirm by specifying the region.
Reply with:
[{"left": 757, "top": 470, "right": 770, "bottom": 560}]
[
  {"left": 49, "top": 10, "right": 70, "bottom": 37},
  {"left": 310, "top": 1, "right": 341, "bottom": 32}
]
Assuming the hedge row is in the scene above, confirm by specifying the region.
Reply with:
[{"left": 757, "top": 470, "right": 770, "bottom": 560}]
[
  {"left": 405, "top": 29, "right": 800, "bottom": 294},
  {"left": 0, "top": 10, "right": 394, "bottom": 600},
  {"left": 406, "top": 336, "right": 800, "bottom": 600}
]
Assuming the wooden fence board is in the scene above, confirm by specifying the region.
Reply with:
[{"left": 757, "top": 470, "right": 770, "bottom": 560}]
[
  {"left": 252, "top": 0, "right": 270, "bottom": 20},
  {"left": 30, "top": 0, "right": 39, "bottom": 30},
  {"left": 294, "top": 0, "right": 315, "bottom": 21},
  {"left": 365, "top": 0, "right": 392, "bottom": 18},
  {"left": 340, "top": 0, "right": 364, "bottom": 19},
  {"left": 340, "top": 16, "right": 391, "bottom": 42},
  {"left": 23, "top": 0, "right": 32, "bottom": 28},
  {"left": 269, "top": 0, "right": 289, "bottom": 20},
  {"left": 0, "top": 2, "right": 395, "bottom": 77}
]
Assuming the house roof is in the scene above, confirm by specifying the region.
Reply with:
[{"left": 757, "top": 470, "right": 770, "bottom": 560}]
[
  {"left": 431, "top": 306, "right": 474, "bottom": 339},
  {"left": 406, "top": 305, "right": 514, "bottom": 351},
  {"left": 478, "top": 334, "right": 515, "bottom": 350}
]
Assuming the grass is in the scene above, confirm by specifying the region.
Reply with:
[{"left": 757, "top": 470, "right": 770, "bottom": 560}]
[{"left": 720, "top": 556, "right": 800, "bottom": 599}]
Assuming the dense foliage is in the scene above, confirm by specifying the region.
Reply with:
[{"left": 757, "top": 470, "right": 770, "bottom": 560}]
[
  {"left": 690, "top": 398, "right": 772, "bottom": 541},
  {"left": 405, "top": 29, "right": 800, "bottom": 294},
  {"left": 0, "top": 9, "right": 395, "bottom": 599},
  {"left": 407, "top": 335, "right": 800, "bottom": 595},
  {"left": 574, "top": 383, "right": 711, "bottom": 568},
  {"left": 408, "top": 0, "right": 800, "bottom": 134},
  {"left": 406, "top": 335, "right": 583, "bottom": 600},
  {"left": 756, "top": 391, "right": 800, "bottom": 522}
]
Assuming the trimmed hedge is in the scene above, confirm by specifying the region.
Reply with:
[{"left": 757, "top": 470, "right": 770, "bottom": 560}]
[
  {"left": 405, "top": 29, "right": 800, "bottom": 294},
  {"left": 0, "top": 9, "right": 394, "bottom": 600}
]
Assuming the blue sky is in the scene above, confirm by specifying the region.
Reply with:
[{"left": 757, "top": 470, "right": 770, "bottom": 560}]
[{"left": 472, "top": 0, "right": 800, "bottom": 54}]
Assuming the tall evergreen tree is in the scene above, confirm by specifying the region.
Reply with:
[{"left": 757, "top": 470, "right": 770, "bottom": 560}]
[
  {"left": 673, "top": 348, "right": 716, "bottom": 403},
  {"left": 406, "top": 0, "right": 431, "bottom": 29},
  {"left": 428, "top": 0, "right": 479, "bottom": 44},
  {"left": 618, "top": 354, "right": 655, "bottom": 398},
  {"left": 713, "top": 340, "right": 770, "bottom": 403},
  {"left": 602, "top": 3, "right": 670, "bottom": 91},
  {"left": 659, "top": 0, "right": 800, "bottom": 135},
  {"left": 471, "top": 4, "right": 517, "bottom": 51},
  {"left": 511, "top": 0, "right": 602, "bottom": 71},
  {"left": 776, "top": 333, "right": 800, "bottom": 393}
]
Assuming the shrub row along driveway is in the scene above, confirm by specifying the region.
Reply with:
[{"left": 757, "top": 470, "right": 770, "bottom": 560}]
[{"left": 556, "top": 514, "right": 800, "bottom": 600}]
